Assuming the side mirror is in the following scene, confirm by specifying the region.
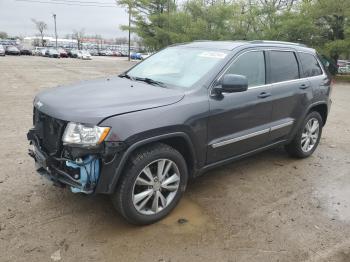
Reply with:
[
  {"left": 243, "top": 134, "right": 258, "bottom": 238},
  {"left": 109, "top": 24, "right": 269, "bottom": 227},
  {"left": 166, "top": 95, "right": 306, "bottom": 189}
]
[{"left": 213, "top": 74, "right": 248, "bottom": 94}]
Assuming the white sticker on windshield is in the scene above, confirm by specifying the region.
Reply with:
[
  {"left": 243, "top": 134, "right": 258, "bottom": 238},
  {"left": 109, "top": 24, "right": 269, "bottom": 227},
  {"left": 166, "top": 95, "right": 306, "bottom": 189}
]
[{"left": 198, "top": 51, "right": 227, "bottom": 59}]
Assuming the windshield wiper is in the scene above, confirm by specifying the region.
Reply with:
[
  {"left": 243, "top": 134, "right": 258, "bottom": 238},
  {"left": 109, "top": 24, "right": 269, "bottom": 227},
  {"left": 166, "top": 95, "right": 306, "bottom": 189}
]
[
  {"left": 119, "top": 72, "right": 134, "bottom": 80},
  {"left": 119, "top": 73, "right": 167, "bottom": 88},
  {"left": 134, "top": 77, "right": 167, "bottom": 88}
]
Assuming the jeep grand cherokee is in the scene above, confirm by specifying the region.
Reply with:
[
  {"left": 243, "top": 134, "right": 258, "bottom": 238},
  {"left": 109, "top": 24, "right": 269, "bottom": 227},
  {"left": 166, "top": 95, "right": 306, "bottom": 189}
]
[{"left": 27, "top": 40, "right": 332, "bottom": 224}]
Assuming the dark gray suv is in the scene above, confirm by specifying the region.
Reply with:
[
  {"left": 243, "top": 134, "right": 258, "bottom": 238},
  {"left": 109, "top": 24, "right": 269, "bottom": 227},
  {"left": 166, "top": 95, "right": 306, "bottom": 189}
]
[{"left": 27, "top": 40, "right": 332, "bottom": 224}]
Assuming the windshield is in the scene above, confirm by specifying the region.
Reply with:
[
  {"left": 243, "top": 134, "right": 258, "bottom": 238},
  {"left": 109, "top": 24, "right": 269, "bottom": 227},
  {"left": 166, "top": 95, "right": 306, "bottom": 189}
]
[{"left": 126, "top": 47, "right": 228, "bottom": 89}]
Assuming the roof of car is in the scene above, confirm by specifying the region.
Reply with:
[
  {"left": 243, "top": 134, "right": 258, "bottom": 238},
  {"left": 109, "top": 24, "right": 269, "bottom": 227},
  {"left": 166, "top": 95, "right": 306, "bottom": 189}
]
[
  {"left": 179, "top": 40, "right": 247, "bottom": 50},
  {"left": 178, "top": 40, "right": 315, "bottom": 53}
]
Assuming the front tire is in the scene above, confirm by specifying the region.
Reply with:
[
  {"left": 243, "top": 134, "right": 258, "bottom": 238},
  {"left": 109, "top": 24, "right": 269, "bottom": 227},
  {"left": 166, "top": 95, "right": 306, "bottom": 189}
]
[
  {"left": 111, "top": 143, "right": 188, "bottom": 225},
  {"left": 285, "top": 111, "right": 323, "bottom": 158}
]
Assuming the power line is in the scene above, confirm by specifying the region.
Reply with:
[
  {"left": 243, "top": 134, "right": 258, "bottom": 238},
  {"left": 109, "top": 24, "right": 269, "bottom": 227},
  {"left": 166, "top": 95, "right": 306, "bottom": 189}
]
[
  {"left": 16, "top": 0, "right": 116, "bottom": 7},
  {"left": 15, "top": 0, "right": 117, "bottom": 7},
  {"left": 49, "top": 0, "right": 116, "bottom": 5}
]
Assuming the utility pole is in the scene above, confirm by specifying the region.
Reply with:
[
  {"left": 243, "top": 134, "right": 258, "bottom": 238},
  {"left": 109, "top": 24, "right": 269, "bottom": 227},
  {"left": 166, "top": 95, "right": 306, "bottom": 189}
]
[
  {"left": 53, "top": 14, "right": 58, "bottom": 49},
  {"left": 128, "top": 3, "right": 131, "bottom": 61}
]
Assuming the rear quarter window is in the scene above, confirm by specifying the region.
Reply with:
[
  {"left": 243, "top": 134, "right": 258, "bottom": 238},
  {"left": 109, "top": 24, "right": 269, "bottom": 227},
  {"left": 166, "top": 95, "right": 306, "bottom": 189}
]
[
  {"left": 269, "top": 51, "right": 299, "bottom": 83},
  {"left": 299, "top": 53, "right": 323, "bottom": 77}
]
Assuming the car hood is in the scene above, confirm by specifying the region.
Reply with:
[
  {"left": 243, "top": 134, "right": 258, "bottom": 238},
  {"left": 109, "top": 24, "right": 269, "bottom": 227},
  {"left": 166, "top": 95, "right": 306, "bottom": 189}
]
[{"left": 34, "top": 76, "right": 185, "bottom": 125}]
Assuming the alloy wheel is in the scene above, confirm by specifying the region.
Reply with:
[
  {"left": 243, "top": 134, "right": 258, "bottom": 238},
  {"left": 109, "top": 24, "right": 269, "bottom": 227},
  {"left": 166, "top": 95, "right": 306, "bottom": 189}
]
[
  {"left": 301, "top": 117, "right": 320, "bottom": 153},
  {"left": 132, "top": 159, "right": 180, "bottom": 215}
]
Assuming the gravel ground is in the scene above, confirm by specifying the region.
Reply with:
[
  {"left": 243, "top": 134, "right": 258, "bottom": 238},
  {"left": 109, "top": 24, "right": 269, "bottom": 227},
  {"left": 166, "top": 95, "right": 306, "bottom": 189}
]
[{"left": 0, "top": 56, "right": 350, "bottom": 262}]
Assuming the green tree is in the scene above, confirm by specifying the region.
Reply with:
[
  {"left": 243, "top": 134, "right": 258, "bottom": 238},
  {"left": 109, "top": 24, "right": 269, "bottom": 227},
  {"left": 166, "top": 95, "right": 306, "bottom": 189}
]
[
  {"left": 118, "top": 0, "right": 350, "bottom": 63},
  {"left": 312, "top": 0, "right": 350, "bottom": 61}
]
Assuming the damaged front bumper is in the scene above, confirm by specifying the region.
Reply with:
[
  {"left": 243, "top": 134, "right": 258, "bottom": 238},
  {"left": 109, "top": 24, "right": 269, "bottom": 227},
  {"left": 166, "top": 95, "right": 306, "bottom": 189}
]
[{"left": 27, "top": 128, "right": 125, "bottom": 194}]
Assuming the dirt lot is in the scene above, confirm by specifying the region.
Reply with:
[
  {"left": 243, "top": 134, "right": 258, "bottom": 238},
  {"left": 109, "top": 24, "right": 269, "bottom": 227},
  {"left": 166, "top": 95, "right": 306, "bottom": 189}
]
[{"left": 0, "top": 56, "right": 350, "bottom": 262}]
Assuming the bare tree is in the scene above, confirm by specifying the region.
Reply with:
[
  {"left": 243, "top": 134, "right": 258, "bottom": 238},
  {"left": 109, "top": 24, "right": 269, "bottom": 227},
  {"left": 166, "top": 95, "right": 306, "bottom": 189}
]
[
  {"left": 31, "top": 19, "right": 47, "bottom": 47},
  {"left": 72, "top": 29, "right": 85, "bottom": 50}
]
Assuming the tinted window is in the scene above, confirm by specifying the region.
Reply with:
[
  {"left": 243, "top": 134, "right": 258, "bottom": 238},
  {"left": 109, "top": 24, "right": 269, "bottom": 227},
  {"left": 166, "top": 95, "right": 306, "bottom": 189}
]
[
  {"left": 226, "top": 51, "right": 265, "bottom": 87},
  {"left": 299, "top": 53, "right": 323, "bottom": 77},
  {"left": 269, "top": 51, "right": 299, "bottom": 83}
]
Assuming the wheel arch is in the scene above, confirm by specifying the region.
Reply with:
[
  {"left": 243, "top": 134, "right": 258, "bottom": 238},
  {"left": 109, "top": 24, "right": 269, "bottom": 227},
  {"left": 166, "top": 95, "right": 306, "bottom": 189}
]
[
  {"left": 307, "top": 102, "right": 328, "bottom": 126},
  {"left": 287, "top": 101, "right": 328, "bottom": 144},
  {"left": 107, "top": 132, "right": 197, "bottom": 194}
]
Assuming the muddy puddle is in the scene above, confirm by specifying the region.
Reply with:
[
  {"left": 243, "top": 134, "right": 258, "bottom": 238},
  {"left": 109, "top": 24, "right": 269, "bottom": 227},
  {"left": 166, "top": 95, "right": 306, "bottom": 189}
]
[{"left": 91, "top": 197, "right": 214, "bottom": 240}]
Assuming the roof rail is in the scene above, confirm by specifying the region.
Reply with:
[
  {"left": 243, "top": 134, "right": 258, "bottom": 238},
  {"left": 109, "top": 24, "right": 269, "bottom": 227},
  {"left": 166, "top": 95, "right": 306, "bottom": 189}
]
[
  {"left": 192, "top": 40, "right": 246, "bottom": 43},
  {"left": 249, "top": 40, "right": 307, "bottom": 47}
]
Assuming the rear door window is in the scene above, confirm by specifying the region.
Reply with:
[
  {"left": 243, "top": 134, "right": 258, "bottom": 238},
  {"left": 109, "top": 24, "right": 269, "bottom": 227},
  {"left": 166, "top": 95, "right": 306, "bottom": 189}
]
[
  {"left": 269, "top": 51, "right": 299, "bottom": 83},
  {"left": 299, "top": 53, "right": 323, "bottom": 77},
  {"left": 225, "top": 51, "right": 265, "bottom": 87}
]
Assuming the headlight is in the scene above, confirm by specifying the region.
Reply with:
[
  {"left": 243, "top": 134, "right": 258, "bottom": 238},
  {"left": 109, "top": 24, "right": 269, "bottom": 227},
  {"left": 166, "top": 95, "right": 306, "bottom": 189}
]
[{"left": 62, "top": 122, "right": 110, "bottom": 146}]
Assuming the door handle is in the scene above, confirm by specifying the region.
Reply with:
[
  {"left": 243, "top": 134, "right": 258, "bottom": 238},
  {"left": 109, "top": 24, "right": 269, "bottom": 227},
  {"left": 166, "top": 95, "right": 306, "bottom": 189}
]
[
  {"left": 299, "top": 83, "right": 310, "bottom": 89},
  {"left": 258, "top": 92, "right": 271, "bottom": 98}
]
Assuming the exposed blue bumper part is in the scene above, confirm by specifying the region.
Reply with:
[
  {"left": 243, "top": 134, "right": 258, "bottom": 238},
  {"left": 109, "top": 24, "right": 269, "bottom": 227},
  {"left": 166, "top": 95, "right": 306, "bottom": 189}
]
[{"left": 66, "top": 156, "right": 100, "bottom": 194}]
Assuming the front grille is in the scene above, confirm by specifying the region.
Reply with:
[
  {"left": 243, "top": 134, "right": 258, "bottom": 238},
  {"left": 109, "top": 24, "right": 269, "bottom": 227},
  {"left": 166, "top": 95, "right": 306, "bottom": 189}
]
[{"left": 33, "top": 108, "right": 66, "bottom": 155}]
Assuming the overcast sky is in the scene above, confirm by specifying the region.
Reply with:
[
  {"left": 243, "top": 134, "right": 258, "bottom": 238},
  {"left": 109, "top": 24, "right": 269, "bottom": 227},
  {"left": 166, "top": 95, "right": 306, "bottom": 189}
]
[{"left": 0, "top": 0, "right": 129, "bottom": 38}]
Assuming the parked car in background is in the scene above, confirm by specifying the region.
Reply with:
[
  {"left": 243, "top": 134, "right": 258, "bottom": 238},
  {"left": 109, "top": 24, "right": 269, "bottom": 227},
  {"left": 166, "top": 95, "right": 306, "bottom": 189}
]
[
  {"left": 58, "top": 48, "right": 68, "bottom": 58},
  {"left": 140, "top": 53, "right": 151, "bottom": 60},
  {"left": 120, "top": 51, "right": 128, "bottom": 57},
  {"left": 0, "top": 44, "right": 5, "bottom": 56},
  {"left": 45, "top": 48, "right": 60, "bottom": 58},
  {"left": 337, "top": 60, "right": 350, "bottom": 74},
  {"left": 67, "top": 49, "right": 78, "bottom": 58},
  {"left": 31, "top": 47, "right": 46, "bottom": 56},
  {"left": 40, "top": 48, "right": 48, "bottom": 56},
  {"left": 112, "top": 51, "right": 122, "bottom": 57},
  {"left": 98, "top": 50, "right": 107, "bottom": 56},
  {"left": 19, "top": 47, "right": 32, "bottom": 56},
  {"left": 130, "top": 52, "right": 142, "bottom": 60},
  {"left": 5, "top": 45, "right": 20, "bottom": 55},
  {"left": 27, "top": 40, "right": 332, "bottom": 225},
  {"left": 32, "top": 47, "right": 43, "bottom": 56},
  {"left": 88, "top": 49, "right": 98, "bottom": 56},
  {"left": 77, "top": 50, "right": 92, "bottom": 60}
]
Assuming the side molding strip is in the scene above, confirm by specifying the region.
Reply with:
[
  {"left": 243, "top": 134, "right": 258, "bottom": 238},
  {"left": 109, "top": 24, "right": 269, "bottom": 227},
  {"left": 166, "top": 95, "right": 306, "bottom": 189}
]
[
  {"left": 270, "top": 120, "right": 294, "bottom": 131},
  {"left": 211, "top": 120, "right": 294, "bottom": 148},
  {"left": 212, "top": 129, "right": 270, "bottom": 148}
]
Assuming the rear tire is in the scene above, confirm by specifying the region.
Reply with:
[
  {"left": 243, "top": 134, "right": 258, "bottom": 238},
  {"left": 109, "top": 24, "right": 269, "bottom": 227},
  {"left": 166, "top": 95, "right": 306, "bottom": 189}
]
[
  {"left": 111, "top": 143, "right": 188, "bottom": 225},
  {"left": 285, "top": 111, "right": 323, "bottom": 158}
]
